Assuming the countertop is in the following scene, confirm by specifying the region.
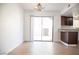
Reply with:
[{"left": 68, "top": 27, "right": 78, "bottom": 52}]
[{"left": 59, "top": 26, "right": 79, "bottom": 32}]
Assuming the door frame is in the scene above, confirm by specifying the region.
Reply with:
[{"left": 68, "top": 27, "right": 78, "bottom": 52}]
[{"left": 30, "top": 16, "right": 54, "bottom": 42}]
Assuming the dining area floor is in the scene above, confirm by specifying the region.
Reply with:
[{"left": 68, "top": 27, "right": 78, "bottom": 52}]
[{"left": 8, "top": 42, "right": 79, "bottom": 55}]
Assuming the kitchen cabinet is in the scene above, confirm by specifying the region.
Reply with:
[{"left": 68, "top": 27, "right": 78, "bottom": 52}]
[
  {"left": 61, "top": 32, "right": 78, "bottom": 44},
  {"left": 61, "top": 32, "right": 68, "bottom": 43},
  {"left": 61, "top": 16, "right": 73, "bottom": 26}
]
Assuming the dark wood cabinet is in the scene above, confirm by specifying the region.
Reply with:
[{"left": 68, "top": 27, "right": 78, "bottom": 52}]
[
  {"left": 61, "top": 32, "right": 78, "bottom": 44},
  {"left": 68, "top": 32, "right": 78, "bottom": 44},
  {"left": 61, "top": 16, "right": 67, "bottom": 25},
  {"left": 61, "top": 32, "right": 68, "bottom": 43},
  {"left": 61, "top": 16, "right": 73, "bottom": 26}
]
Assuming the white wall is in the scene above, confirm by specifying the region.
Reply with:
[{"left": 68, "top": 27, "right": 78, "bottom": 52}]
[
  {"left": 72, "top": 4, "right": 79, "bottom": 41},
  {"left": 24, "top": 11, "right": 61, "bottom": 42},
  {"left": 0, "top": 4, "right": 24, "bottom": 54}
]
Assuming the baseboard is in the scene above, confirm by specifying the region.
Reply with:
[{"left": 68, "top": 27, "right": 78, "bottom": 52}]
[
  {"left": 24, "top": 41, "right": 53, "bottom": 42},
  {"left": 60, "top": 40, "right": 77, "bottom": 46},
  {"left": 24, "top": 41, "right": 32, "bottom": 42}
]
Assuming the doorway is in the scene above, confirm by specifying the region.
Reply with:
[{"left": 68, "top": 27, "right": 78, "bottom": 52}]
[{"left": 31, "top": 16, "right": 53, "bottom": 42}]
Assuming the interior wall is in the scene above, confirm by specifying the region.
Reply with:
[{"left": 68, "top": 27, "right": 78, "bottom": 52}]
[
  {"left": 24, "top": 11, "right": 61, "bottom": 42},
  {"left": 0, "top": 4, "right": 24, "bottom": 54},
  {"left": 72, "top": 4, "right": 79, "bottom": 41}
]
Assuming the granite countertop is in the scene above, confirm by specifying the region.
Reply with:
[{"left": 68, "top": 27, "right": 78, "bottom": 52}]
[
  {"left": 59, "top": 29, "right": 79, "bottom": 32},
  {"left": 59, "top": 26, "right": 79, "bottom": 32}
]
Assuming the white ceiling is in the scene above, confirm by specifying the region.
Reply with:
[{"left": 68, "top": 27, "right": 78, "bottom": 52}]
[
  {"left": 61, "top": 3, "right": 78, "bottom": 17},
  {"left": 20, "top": 3, "right": 68, "bottom": 12},
  {"left": 62, "top": 10, "right": 73, "bottom": 17}
]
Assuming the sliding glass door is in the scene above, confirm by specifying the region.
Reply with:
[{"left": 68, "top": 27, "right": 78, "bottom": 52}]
[
  {"left": 31, "top": 17, "right": 42, "bottom": 41},
  {"left": 31, "top": 16, "right": 53, "bottom": 41}
]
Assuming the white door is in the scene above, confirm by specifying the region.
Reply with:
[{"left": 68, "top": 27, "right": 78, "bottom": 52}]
[{"left": 31, "top": 16, "right": 53, "bottom": 41}]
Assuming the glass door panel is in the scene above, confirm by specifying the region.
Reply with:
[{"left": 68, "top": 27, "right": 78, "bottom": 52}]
[
  {"left": 42, "top": 17, "right": 52, "bottom": 41},
  {"left": 32, "top": 17, "right": 42, "bottom": 40},
  {"left": 31, "top": 16, "right": 53, "bottom": 41}
]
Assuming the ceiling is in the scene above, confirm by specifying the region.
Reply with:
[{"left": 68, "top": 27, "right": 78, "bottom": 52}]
[
  {"left": 20, "top": 3, "right": 69, "bottom": 12},
  {"left": 61, "top": 3, "right": 78, "bottom": 17},
  {"left": 62, "top": 9, "right": 73, "bottom": 17}
]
